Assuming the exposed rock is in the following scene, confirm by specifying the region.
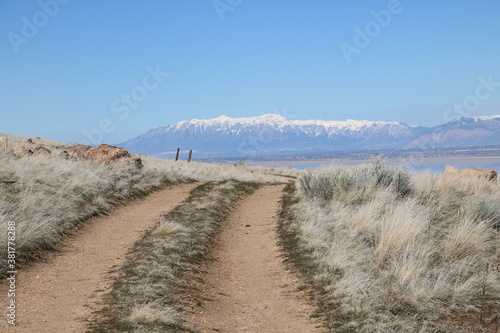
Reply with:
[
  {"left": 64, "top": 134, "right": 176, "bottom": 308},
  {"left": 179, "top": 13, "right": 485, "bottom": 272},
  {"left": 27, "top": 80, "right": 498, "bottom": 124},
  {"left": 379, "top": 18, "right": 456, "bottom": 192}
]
[
  {"left": 68, "top": 144, "right": 92, "bottom": 154},
  {"left": 443, "top": 165, "right": 497, "bottom": 181},
  {"left": 443, "top": 165, "right": 459, "bottom": 175},
  {"left": 33, "top": 146, "right": 52, "bottom": 156},
  {"left": 74, "top": 144, "right": 141, "bottom": 168},
  {"left": 460, "top": 167, "right": 497, "bottom": 181},
  {"left": 13, "top": 146, "right": 33, "bottom": 156},
  {"left": 129, "top": 157, "right": 143, "bottom": 169},
  {"left": 27, "top": 138, "right": 34, "bottom": 144},
  {"left": 59, "top": 151, "right": 70, "bottom": 159}
]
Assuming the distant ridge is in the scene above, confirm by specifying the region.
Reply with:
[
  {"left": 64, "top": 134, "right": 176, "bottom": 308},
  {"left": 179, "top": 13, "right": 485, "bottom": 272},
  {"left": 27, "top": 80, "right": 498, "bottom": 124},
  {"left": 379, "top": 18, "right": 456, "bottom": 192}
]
[{"left": 119, "top": 114, "right": 500, "bottom": 158}]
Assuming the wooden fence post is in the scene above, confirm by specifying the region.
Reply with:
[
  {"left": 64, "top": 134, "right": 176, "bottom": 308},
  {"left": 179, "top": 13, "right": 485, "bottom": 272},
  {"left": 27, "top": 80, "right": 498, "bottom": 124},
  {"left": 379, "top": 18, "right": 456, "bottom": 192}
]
[
  {"left": 187, "top": 150, "right": 193, "bottom": 163},
  {"left": 175, "top": 148, "right": 180, "bottom": 161}
]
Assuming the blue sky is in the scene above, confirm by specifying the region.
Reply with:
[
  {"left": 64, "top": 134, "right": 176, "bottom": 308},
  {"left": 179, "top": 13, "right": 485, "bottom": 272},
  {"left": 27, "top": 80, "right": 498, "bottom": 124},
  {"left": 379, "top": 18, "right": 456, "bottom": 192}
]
[{"left": 1, "top": 0, "right": 499, "bottom": 144}]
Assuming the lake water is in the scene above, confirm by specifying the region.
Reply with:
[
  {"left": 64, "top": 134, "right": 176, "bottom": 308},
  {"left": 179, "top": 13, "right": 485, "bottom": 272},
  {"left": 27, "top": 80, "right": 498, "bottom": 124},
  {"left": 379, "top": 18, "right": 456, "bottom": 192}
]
[{"left": 244, "top": 156, "right": 500, "bottom": 174}]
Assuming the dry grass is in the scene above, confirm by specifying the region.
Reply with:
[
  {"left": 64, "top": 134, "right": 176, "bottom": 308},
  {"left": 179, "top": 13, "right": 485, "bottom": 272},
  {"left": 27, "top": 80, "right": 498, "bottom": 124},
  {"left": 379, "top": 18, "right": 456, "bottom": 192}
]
[
  {"left": 0, "top": 148, "right": 285, "bottom": 276},
  {"left": 127, "top": 303, "right": 180, "bottom": 326},
  {"left": 282, "top": 158, "right": 500, "bottom": 332},
  {"left": 88, "top": 180, "right": 259, "bottom": 333},
  {"left": 0, "top": 133, "right": 74, "bottom": 156},
  {"left": 0, "top": 154, "right": 176, "bottom": 274},
  {"left": 151, "top": 220, "right": 189, "bottom": 237},
  {"left": 238, "top": 164, "right": 304, "bottom": 178},
  {"left": 141, "top": 155, "right": 286, "bottom": 183}
]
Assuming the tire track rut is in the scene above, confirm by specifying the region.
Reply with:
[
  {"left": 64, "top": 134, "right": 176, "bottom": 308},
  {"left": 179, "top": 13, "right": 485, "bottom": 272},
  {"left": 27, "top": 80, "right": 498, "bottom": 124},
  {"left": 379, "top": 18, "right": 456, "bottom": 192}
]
[
  {"left": 1, "top": 183, "right": 197, "bottom": 333},
  {"left": 184, "top": 185, "right": 322, "bottom": 333}
]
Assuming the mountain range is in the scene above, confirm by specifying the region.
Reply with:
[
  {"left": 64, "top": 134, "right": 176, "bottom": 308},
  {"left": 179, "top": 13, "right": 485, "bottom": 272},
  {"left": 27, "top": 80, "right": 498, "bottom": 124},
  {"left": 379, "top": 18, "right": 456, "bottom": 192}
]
[{"left": 119, "top": 114, "right": 500, "bottom": 158}]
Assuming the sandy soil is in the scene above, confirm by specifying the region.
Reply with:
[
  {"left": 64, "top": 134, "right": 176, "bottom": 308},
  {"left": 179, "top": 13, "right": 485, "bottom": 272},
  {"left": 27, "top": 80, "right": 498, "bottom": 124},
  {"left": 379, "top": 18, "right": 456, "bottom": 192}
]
[
  {"left": 183, "top": 185, "right": 322, "bottom": 333},
  {"left": 0, "top": 183, "right": 197, "bottom": 333}
]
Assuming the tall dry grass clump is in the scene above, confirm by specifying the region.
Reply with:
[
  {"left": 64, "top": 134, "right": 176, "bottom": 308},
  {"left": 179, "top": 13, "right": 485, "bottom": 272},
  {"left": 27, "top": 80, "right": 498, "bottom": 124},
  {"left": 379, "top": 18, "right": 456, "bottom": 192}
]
[
  {"left": 284, "top": 158, "right": 499, "bottom": 332},
  {"left": 0, "top": 154, "right": 181, "bottom": 274}
]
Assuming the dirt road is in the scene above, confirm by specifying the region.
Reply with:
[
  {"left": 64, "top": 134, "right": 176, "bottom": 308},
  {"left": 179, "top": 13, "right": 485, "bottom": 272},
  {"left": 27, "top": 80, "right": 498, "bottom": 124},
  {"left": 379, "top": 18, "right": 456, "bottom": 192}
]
[
  {"left": 184, "top": 185, "right": 322, "bottom": 333},
  {"left": 0, "top": 183, "right": 197, "bottom": 333}
]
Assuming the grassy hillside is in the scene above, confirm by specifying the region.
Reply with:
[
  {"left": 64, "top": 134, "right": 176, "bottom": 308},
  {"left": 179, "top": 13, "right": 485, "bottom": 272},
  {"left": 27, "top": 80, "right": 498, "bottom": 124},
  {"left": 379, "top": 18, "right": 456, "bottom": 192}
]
[
  {"left": 281, "top": 158, "right": 499, "bottom": 332},
  {"left": 0, "top": 133, "right": 74, "bottom": 156},
  {"left": 0, "top": 140, "right": 285, "bottom": 276}
]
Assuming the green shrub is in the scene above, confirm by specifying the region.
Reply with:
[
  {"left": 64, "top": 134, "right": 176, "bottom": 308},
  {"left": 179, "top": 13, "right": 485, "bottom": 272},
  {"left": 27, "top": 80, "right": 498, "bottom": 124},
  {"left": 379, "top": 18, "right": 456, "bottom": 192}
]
[
  {"left": 298, "top": 157, "right": 412, "bottom": 202},
  {"left": 461, "top": 194, "right": 500, "bottom": 230}
]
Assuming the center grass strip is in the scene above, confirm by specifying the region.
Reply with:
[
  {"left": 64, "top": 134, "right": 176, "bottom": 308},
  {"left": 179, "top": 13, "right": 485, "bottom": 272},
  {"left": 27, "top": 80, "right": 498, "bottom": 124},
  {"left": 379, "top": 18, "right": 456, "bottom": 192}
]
[{"left": 88, "top": 180, "right": 259, "bottom": 333}]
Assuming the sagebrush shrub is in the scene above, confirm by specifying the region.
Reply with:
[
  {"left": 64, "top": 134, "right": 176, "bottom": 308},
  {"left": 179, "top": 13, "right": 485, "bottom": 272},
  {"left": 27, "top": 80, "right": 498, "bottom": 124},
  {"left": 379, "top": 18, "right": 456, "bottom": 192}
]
[
  {"left": 289, "top": 158, "right": 499, "bottom": 332},
  {"left": 298, "top": 157, "right": 412, "bottom": 202}
]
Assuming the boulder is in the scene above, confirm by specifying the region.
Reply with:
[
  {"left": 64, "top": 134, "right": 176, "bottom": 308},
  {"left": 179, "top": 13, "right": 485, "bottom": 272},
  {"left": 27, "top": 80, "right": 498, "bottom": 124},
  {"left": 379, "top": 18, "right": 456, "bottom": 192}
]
[
  {"left": 59, "top": 151, "right": 70, "bottom": 159},
  {"left": 460, "top": 167, "right": 497, "bottom": 181},
  {"left": 443, "top": 166, "right": 497, "bottom": 181},
  {"left": 33, "top": 146, "right": 51, "bottom": 156},
  {"left": 443, "top": 165, "right": 459, "bottom": 176},
  {"left": 74, "top": 144, "right": 131, "bottom": 163},
  {"left": 129, "top": 157, "right": 143, "bottom": 169},
  {"left": 12, "top": 146, "right": 33, "bottom": 156},
  {"left": 73, "top": 144, "right": 142, "bottom": 168}
]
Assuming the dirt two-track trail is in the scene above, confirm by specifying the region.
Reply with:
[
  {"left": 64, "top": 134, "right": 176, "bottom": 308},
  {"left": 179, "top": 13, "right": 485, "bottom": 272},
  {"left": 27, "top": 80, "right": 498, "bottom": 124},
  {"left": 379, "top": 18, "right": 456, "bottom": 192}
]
[
  {"left": 184, "top": 185, "right": 322, "bottom": 333},
  {"left": 0, "top": 183, "right": 197, "bottom": 333},
  {"left": 1, "top": 182, "right": 322, "bottom": 333}
]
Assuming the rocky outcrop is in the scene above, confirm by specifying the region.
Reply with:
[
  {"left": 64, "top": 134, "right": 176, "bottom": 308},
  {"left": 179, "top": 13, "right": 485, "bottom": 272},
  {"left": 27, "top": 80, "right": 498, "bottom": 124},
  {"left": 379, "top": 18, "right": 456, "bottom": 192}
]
[
  {"left": 74, "top": 144, "right": 142, "bottom": 168},
  {"left": 33, "top": 146, "right": 51, "bottom": 156},
  {"left": 459, "top": 167, "right": 497, "bottom": 181},
  {"left": 59, "top": 151, "right": 70, "bottom": 159},
  {"left": 68, "top": 144, "right": 92, "bottom": 155},
  {"left": 12, "top": 146, "right": 33, "bottom": 156},
  {"left": 74, "top": 144, "right": 131, "bottom": 163},
  {"left": 444, "top": 166, "right": 497, "bottom": 181}
]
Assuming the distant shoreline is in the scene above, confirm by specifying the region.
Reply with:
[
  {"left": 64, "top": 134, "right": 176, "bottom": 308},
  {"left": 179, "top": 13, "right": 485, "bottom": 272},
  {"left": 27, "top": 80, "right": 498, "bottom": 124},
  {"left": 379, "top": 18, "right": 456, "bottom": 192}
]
[
  {"left": 244, "top": 155, "right": 500, "bottom": 166},
  {"left": 242, "top": 155, "right": 500, "bottom": 172}
]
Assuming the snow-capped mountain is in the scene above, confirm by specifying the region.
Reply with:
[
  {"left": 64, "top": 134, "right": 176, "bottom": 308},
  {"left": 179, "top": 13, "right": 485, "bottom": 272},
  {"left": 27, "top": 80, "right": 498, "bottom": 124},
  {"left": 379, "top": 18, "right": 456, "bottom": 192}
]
[
  {"left": 118, "top": 114, "right": 500, "bottom": 158},
  {"left": 405, "top": 114, "right": 500, "bottom": 149}
]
